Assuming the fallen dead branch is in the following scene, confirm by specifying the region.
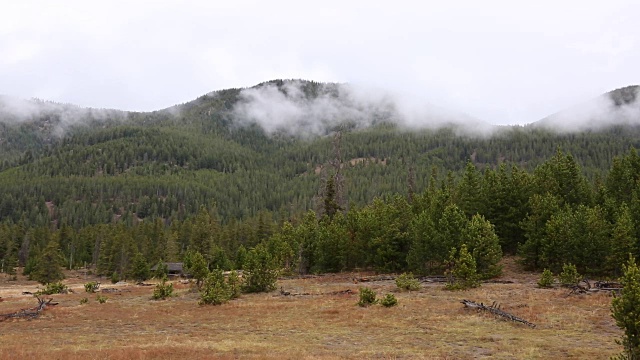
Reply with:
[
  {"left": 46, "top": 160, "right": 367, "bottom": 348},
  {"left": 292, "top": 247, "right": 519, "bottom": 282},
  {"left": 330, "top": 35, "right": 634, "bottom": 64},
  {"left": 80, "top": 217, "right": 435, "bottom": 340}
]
[
  {"left": 461, "top": 299, "right": 536, "bottom": 328},
  {"left": 567, "top": 278, "right": 622, "bottom": 296},
  {"left": 0, "top": 296, "right": 58, "bottom": 322},
  {"left": 275, "top": 288, "right": 355, "bottom": 297},
  {"left": 101, "top": 288, "right": 130, "bottom": 294},
  {"left": 354, "top": 275, "right": 396, "bottom": 283}
]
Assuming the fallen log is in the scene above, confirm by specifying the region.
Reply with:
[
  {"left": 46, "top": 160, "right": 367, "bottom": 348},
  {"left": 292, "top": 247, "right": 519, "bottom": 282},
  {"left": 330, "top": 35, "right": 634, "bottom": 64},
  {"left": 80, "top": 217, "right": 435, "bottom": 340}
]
[
  {"left": 461, "top": 299, "right": 536, "bottom": 328},
  {"left": 0, "top": 296, "right": 58, "bottom": 322}
]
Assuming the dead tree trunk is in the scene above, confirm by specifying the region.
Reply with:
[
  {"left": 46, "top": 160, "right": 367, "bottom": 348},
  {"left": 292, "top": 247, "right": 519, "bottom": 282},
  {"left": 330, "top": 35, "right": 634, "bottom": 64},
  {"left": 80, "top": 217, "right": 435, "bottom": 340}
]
[
  {"left": 0, "top": 296, "right": 58, "bottom": 322},
  {"left": 461, "top": 299, "right": 536, "bottom": 328}
]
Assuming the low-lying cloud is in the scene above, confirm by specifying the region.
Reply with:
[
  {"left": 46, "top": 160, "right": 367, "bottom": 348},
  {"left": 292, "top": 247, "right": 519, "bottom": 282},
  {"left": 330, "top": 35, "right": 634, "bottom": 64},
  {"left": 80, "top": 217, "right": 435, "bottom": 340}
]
[
  {"left": 0, "top": 95, "right": 128, "bottom": 136},
  {"left": 231, "top": 80, "right": 494, "bottom": 137},
  {"left": 535, "top": 86, "right": 640, "bottom": 132}
]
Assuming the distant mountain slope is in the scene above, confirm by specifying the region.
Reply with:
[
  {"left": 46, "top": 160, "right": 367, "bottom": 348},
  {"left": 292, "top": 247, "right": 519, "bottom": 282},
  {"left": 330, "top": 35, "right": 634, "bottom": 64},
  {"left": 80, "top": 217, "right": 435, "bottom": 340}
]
[
  {"left": 2, "top": 80, "right": 640, "bottom": 226},
  {"left": 533, "top": 85, "right": 640, "bottom": 131}
]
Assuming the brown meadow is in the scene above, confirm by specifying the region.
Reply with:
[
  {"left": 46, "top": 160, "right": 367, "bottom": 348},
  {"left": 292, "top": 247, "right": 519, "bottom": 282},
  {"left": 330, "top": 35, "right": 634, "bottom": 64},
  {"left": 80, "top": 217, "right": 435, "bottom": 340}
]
[{"left": 0, "top": 258, "right": 622, "bottom": 359}]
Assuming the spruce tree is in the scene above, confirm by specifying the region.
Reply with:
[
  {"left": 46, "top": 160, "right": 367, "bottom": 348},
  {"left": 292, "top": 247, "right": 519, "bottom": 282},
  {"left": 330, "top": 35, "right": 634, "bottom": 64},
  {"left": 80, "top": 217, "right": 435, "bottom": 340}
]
[
  {"left": 611, "top": 255, "right": 640, "bottom": 359},
  {"left": 130, "top": 252, "right": 151, "bottom": 282},
  {"left": 31, "top": 240, "right": 65, "bottom": 285},
  {"left": 242, "top": 243, "right": 278, "bottom": 293},
  {"left": 445, "top": 244, "right": 480, "bottom": 290}
]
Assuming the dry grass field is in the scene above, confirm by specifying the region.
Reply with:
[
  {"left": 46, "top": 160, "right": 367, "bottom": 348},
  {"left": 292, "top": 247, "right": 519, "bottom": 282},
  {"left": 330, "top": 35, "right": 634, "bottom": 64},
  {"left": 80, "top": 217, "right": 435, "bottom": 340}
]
[{"left": 0, "top": 258, "right": 622, "bottom": 359}]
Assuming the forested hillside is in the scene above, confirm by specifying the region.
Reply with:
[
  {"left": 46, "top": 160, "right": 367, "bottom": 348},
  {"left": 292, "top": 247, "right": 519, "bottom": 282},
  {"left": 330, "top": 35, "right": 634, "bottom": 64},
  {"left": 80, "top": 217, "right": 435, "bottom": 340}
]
[{"left": 0, "top": 80, "right": 639, "bottom": 280}]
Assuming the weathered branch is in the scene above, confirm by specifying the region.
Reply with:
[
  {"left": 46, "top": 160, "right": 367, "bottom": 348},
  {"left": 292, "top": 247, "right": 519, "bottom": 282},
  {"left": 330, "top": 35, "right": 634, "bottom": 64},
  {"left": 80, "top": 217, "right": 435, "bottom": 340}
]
[
  {"left": 461, "top": 299, "right": 536, "bottom": 328},
  {"left": 0, "top": 296, "right": 58, "bottom": 322}
]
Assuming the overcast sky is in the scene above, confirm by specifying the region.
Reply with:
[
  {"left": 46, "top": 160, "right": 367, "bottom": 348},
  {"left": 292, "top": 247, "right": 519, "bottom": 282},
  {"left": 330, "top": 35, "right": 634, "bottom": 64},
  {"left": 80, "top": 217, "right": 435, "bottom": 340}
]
[{"left": 0, "top": 1, "right": 638, "bottom": 125}]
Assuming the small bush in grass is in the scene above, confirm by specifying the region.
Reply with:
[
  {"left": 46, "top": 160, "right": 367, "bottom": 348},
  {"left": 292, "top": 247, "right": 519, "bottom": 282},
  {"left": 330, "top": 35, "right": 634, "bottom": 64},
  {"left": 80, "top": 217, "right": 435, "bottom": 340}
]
[
  {"left": 396, "top": 272, "right": 421, "bottom": 291},
  {"left": 79, "top": 297, "right": 89, "bottom": 305},
  {"left": 96, "top": 295, "right": 108, "bottom": 304},
  {"left": 199, "top": 269, "right": 231, "bottom": 305},
  {"left": 37, "top": 282, "right": 68, "bottom": 295},
  {"left": 110, "top": 271, "right": 120, "bottom": 284},
  {"left": 445, "top": 245, "right": 480, "bottom": 290},
  {"left": 380, "top": 293, "right": 398, "bottom": 307},
  {"left": 357, "top": 287, "right": 377, "bottom": 307},
  {"left": 559, "top": 263, "right": 581, "bottom": 287},
  {"left": 152, "top": 277, "right": 174, "bottom": 300},
  {"left": 84, "top": 281, "right": 100, "bottom": 293},
  {"left": 538, "top": 269, "right": 555, "bottom": 288},
  {"left": 227, "top": 270, "right": 243, "bottom": 299}
]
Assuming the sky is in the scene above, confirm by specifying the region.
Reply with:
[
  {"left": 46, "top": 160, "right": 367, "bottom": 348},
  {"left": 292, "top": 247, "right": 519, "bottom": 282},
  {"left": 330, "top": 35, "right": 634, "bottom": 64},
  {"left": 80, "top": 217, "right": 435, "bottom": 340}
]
[{"left": 0, "top": 1, "right": 638, "bottom": 125}]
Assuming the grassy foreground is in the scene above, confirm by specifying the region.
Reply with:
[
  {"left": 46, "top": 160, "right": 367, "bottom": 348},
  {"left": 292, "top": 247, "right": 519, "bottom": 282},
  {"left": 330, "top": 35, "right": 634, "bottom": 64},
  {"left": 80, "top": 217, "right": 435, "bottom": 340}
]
[{"left": 0, "top": 258, "right": 621, "bottom": 359}]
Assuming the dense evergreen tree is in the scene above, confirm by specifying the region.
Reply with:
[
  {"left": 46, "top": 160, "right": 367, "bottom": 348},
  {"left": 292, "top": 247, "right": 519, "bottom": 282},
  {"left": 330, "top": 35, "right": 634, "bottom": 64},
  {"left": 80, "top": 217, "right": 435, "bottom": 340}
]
[{"left": 31, "top": 240, "right": 65, "bottom": 285}]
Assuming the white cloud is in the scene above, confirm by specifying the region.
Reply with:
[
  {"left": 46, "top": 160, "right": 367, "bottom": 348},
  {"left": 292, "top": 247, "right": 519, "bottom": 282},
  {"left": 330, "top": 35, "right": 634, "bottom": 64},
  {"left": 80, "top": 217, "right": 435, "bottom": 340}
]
[{"left": 0, "top": 1, "right": 638, "bottom": 124}]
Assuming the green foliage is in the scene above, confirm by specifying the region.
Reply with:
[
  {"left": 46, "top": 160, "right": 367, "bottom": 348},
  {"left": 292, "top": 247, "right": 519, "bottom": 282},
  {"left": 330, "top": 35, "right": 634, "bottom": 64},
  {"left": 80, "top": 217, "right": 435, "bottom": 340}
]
[
  {"left": 199, "top": 269, "right": 231, "bottom": 305},
  {"left": 357, "top": 287, "right": 378, "bottom": 307},
  {"left": 96, "top": 295, "right": 108, "bottom": 304},
  {"left": 84, "top": 281, "right": 100, "bottom": 293},
  {"left": 226, "top": 270, "right": 243, "bottom": 299},
  {"left": 380, "top": 293, "right": 398, "bottom": 307},
  {"left": 37, "top": 281, "right": 67, "bottom": 295},
  {"left": 395, "top": 272, "right": 421, "bottom": 291},
  {"left": 110, "top": 271, "right": 120, "bottom": 284},
  {"left": 153, "top": 260, "right": 169, "bottom": 280},
  {"left": 559, "top": 263, "right": 581, "bottom": 287},
  {"left": 79, "top": 297, "right": 89, "bottom": 305},
  {"left": 611, "top": 255, "right": 640, "bottom": 359},
  {"left": 30, "top": 240, "right": 65, "bottom": 285},
  {"left": 242, "top": 243, "right": 278, "bottom": 293},
  {"left": 152, "top": 277, "right": 174, "bottom": 300},
  {"left": 463, "top": 214, "right": 503, "bottom": 279},
  {"left": 130, "top": 252, "right": 151, "bottom": 282},
  {"left": 445, "top": 245, "right": 480, "bottom": 290},
  {"left": 538, "top": 269, "right": 555, "bottom": 288},
  {"left": 185, "top": 251, "right": 209, "bottom": 289}
]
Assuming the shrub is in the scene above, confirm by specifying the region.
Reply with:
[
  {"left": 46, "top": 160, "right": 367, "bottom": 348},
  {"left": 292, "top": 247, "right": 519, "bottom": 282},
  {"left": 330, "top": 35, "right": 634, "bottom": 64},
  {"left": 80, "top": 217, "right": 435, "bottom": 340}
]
[
  {"left": 445, "top": 245, "right": 480, "bottom": 290},
  {"left": 37, "top": 281, "right": 68, "bottom": 295},
  {"left": 227, "top": 270, "right": 243, "bottom": 299},
  {"left": 152, "top": 277, "right": 174, "bottom": 300},
  {"left": 79, "top": 297, "right": 89, "bottom": 305},
  {"left": 357, "top": 287, "right": 377, "bottom": 307},
  {"left": 84, "top": 281, "right": 100, "bottom": 293},
  {"left": 110, "top": 271, "right": 120, "bottom": 284},
  {"left": 380, "top": 293, "right": 398, "bottom": 307},
  {"left": 96, "top": 295, "right": 108, "bottom": 304},
  {"left": 242, "top": 244, "right": 278, "bottom": 293},
  {"left": 396, "top": 272, "right": 421, "bottom": 291},
  {"left": 199, "top": 269, "right": 230, "bottom": 305},
  {"left": 538, "top": 269, "right": 555, "bottom": 288},
  {"left": 559, "top": 263, "right": 581, "bottom": 287}
]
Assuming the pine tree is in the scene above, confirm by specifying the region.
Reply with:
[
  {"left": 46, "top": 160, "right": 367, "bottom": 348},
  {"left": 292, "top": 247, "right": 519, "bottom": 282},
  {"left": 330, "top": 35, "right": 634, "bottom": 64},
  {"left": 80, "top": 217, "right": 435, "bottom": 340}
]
[
  {"left": 457, "top": 161, "right": 483, "bottom": 217},
  {"left": 31, "top": 240, "right": 65, "bottom": 285},
  {"left": 445, "top": 244, "right": 480, "bottom": 290},
  {"left": 130, "top": 252, "right": 150, "bottom": 282},
  {"left": 185, "top": 251, "right": 209, "bottom": 289},
  {"left": 464, "top": 214, "right": 503, "bottom": 279},
  {"left": 242, "top": 243, "right": 278, "bottom": 293},
  {"left": 611, "top": 255, "right": 640, "bottom": 359},
  {"left": 610, "top": 204, "right": 637, "bottom": 276}
]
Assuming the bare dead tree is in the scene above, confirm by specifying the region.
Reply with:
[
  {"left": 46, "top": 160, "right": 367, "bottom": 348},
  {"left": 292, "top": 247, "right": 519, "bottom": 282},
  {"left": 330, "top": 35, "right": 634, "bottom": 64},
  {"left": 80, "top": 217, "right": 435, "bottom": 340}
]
[
  {"left": 461, "top": 299, "right": 536, "bottom": 328},
  {"left": 0, "top": 296, "right": 58, "bottom": 322}
]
